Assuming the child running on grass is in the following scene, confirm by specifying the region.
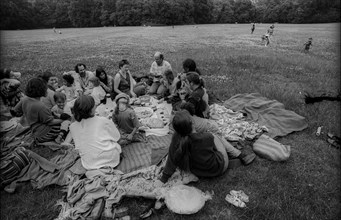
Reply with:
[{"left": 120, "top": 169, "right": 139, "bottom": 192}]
[
  {"left": 303, "top": 37, "right": 313, "bottom": 53},
  {"left": 12, "top": 78, "right": 68, "bottom": 144},
  {"left": 51, "top": 92, "right": 73, "bottom": 143},
  {"left": 56, "top": 74, "right": 78, "bottom": 102},
  {"left": 112, "top": 93, "right": 146, "bottom": 146}
]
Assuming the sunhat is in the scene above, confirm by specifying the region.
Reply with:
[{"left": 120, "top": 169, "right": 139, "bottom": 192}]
[{"left": 115, "top": 93, "right": 130, "bottom": 103}]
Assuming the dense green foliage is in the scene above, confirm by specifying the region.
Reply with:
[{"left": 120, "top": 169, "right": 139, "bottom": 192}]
[{"left": 0, "top": 0, "right": 340, "bottom": 30}]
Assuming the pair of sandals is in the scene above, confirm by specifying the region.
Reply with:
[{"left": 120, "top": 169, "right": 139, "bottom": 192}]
[{"left": 225, "top": 190, "right": 249, "bottom": 208}]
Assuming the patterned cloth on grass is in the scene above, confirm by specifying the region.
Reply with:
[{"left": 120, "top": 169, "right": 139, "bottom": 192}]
[{"left": 223, "top": 93, "right": 308, "bottom": 138}]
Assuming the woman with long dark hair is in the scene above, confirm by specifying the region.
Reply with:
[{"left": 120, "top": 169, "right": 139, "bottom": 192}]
[
  {"left": 95, "top": 66, "right": 114, "bottom": 94},
  {"left": 157, "top": 110, "right": 256, "bottom": 184}
]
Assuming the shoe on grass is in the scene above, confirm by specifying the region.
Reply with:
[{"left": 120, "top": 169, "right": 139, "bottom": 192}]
[
  {"left": 230, "top": 190, "right": 249, "bottom": 203},
  {"left": 225, "top": 193, "right": 246, "bottom": 208},
  {"left": 238, "top": 151, "right": 256, "bottom": 165}
]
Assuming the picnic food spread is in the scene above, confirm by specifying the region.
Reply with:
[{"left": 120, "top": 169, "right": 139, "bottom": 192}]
[
  {"left": 134, "top": 107, "right": 154, "bottom": 119},
  {"left": 141, "top": 118, "right": 164, "bottom": 128}
]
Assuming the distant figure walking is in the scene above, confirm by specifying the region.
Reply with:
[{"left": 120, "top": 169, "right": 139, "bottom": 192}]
[
  {"left": 53, "top": 27, "right": 57, "bottom": 34},
  {"left": 251, "top": 23, "right": 255, "bottom": 34},
  {"left": 303, "top": 37, "right": 313, "bottom": 53}
]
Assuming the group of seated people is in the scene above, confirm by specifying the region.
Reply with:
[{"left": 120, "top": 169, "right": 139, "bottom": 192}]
[{"left": 0, "top": 52, "right": 256, "bottom": 185}]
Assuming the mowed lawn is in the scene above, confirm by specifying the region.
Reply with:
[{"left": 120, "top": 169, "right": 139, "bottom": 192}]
[{"left": 0, "top": 23, "right": 340, "bottom": 220}]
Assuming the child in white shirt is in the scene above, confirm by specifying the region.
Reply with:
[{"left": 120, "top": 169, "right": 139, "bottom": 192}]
[{"left": 88, "top": 76, "right": 106, "bottom": 106}]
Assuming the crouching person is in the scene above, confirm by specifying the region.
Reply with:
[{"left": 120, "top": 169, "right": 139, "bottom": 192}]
[
  {"left": 155, "top": 110, "right": 256, "bottom": 185},
  {"left": 70, "top": 95, "right": 122, "bottom": 170}
]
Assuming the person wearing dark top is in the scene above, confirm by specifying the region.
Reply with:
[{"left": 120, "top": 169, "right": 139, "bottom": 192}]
[
  {"left": 156, "top": 110, "right": 256, "bottom": 184},
  {"left": 183, "top": 72, "right": 207, "bottom": 118},
  {"left": 251, "top": 23, "right": 255, "bottom": 34}
]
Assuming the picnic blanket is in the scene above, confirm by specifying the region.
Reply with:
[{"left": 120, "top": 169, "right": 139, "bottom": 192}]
[
  {"left": 116, "top": 134, "right": 172, "bottom": 173},
  {"left": 55, "top": 157, "right": 199, "bottom": 220},
  {"left": 223, "top": 93, "right": 308, "bottom": 138}
]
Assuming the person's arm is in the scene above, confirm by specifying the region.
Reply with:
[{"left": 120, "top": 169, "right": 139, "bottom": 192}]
[
  {"left": 47, "top": 118, "right": 63, "bottom": 125},
  {"left": 55, "top": 85, "right": 64, "bottom": 92},
  {"left": 113, "top": 73, "right": 124, "bottom": 95},
  {"left": 128, "top": 71, "right": 136, "bottom": 97},
  {"left": 127, "top": 110, "right": 140, "bottom": 140},
  {"left": 11, "top": 99, "right": 23, "bottom": 117},
  {"left": 149, "top": 62, "right": 156, "bottom": 77},
  {"left": 100, "top": 81, "right": 110, "bottom": 93},
  {"left": 159, "top": 155, "right": 177, "bottom": 183}
]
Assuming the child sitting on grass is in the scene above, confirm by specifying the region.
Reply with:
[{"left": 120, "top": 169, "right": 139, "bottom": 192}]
[
  {"left": 11, "top": 78, "right": 67, "bottom": 144},
  {"left": 87, "top": 76, "right": 106, "bottom": 106},
  {"left": 56, "top": 74, "right": 78, "bottom": 102},
  {"left": 112, "top": 93, "right": 146, "bottom": 146},
  {"left": 51, "top": 92, "right": 73, "bottom": 143}
]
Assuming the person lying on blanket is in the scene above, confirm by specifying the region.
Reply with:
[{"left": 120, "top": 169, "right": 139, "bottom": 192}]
[
  {"left": 112, "top": 93, "right": 146, "bottom": 146},
  {"left": 11, "top": 78, "right": 68, "bottom": 144},
  {"left": 69, "top": 95, "right": 122, "bottom": 170},
  {"left": 155, "top": 110, "right": 256, "bottom": 186}
]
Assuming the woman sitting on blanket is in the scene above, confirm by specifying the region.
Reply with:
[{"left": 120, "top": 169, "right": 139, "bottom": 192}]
[
  {"left": 182, "top": 72, "right": 208, "bottom": 118},
  {"left": 69, "top": 95, "right": 122, "bottom": 170},
  {"left": 95, "top": 66, "right": 114, "bottom": 95},
  {"left": 156, "top": 110, "right": 256, "bottom": 185},
  {"left": 112, "top": 93, "right": 146, "bottom": 146},
  {"left": 11, "top": 78, "right": 69, "bottom": 144},
  {"left": 39, "top": 71, "right": 59, "bottom": 110}
]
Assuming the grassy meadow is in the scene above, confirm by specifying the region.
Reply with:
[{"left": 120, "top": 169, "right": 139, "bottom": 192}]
[{"left": 0, "top": 23, "right": 340, "bottom": 220}]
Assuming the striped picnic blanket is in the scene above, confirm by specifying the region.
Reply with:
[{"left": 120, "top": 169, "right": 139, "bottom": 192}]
[{"left": 116, "top": 134, "right": 172, "bottom": 173}]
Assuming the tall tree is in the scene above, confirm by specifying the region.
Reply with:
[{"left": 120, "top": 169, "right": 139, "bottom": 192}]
[{"left": 193, "top": 0, "right": 213, "bottom": 23}]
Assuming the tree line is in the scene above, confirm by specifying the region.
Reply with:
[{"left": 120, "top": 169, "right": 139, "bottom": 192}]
[{"left": 0, "top": 0, "right": 340, "bottom": 30}]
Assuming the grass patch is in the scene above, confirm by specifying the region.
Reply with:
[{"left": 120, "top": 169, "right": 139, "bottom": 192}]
[{"left": 1, "top": 23, "right": 340, "bottom": 220}]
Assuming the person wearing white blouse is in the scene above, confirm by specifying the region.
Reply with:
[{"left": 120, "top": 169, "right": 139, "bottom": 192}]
[{"left": 69, "top": 95, "right": 122, "bottom": 170}]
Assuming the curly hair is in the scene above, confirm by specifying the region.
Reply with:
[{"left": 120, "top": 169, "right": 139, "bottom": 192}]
[
  {"left": 74, "top": 63, "right": 87, "bottom": 73},
  {"left": 72, "top": 95, "right": 95, "bottom": 122},
  {"left": 25, "top": 78, "right": 47, "bottom": 98},
  {"left": 62, "top": 74, "right": 74, "bottom": 85}
]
